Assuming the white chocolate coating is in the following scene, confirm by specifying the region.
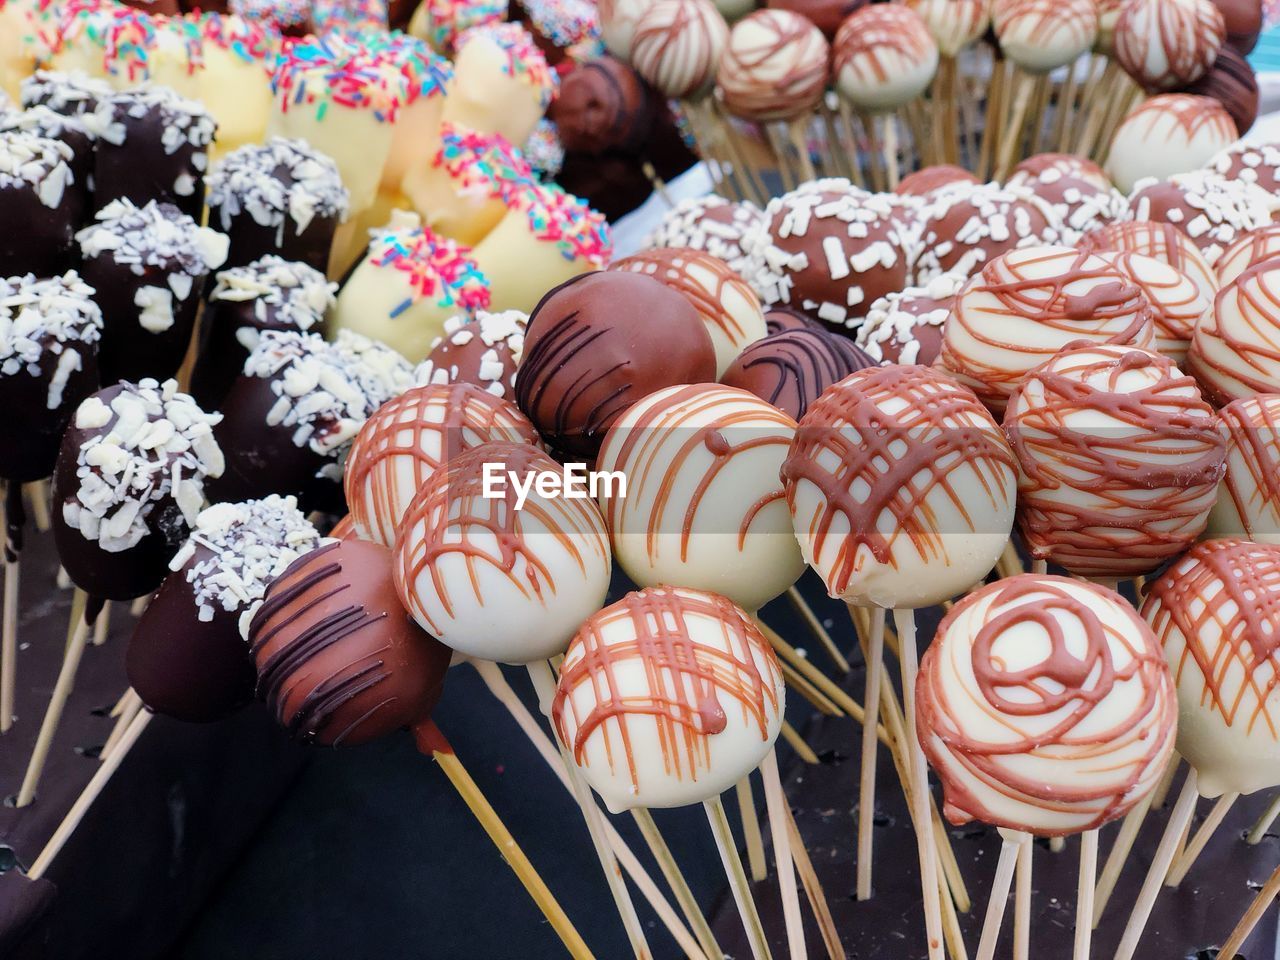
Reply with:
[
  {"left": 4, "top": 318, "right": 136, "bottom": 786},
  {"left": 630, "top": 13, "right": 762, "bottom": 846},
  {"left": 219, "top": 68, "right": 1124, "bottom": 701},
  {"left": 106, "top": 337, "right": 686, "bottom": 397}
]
[
  {"left": 1113, "top": 0, "right": 1225, "bottom": 91},
  {"left": 630, "top": 0, "right": 729, "bottom": 100},
  {"left": 1081, "top": 219, "right": 1219, "bottom": 310},
  {"left": 833, "top": 4, "right": 938, "bottom": 111},
  {"left": 599, "top": 0, "right": 657, "bottom": 58},
  {"left": 1207, "top": 395, "right": 1280, "bottom": 543},
  {"left": 993, "top": 0, "right": 1098, "bottom": 73},
  {"left": 1216, "top": 225, "right": 1280, "bottom": 288},
  {"left": 442, "top": 23, "right": 556, "bottom": 150},
  {"left": 1106, "top": 94, "right": 1238, "bottom": 194},
  {"left": 717, "top": 9, "right": 829, "bottom": 121},
  {"left": 1190, "top": 258, "right": 1280, "bottom": 404},
  {"left": 1094, "top": 249, "right": 1210, "bottom": 363},
  {"left": 902, "top": 0, "right": 990, "bottom": 57}
]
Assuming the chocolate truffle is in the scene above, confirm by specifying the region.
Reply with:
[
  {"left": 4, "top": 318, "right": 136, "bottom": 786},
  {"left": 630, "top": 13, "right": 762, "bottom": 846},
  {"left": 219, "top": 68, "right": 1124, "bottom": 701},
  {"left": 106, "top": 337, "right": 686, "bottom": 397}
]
[
  {"left": 515, "top": 271, "right": 716, "bottom": 459},
  {"left": 0, "top": 271, "right": 102, "bottom": 483},
  {"left": 1107, "top": 93, "right": 1238, "bottom": 193},
  {"left": 854, "top": 271, "right": 965, "bottom": 366},
  {"left": 52, "top": 379, "right": 226, "bottom": 601},
  {"left": 1010, "top": 152, "right": 1112, "bottom": 191},
  {"left": 548, "top": 55, "right": 654, "bottom": 156},
  {"left": 1006, "top": 166, "right": 1128, "bottom": 244},
  {"left": 189, "top": 256, "right": 336, "bottom": 410},
  {"left": 206, "top": 137, "right": 350, "bottom": 273},
  {"left": 719, "top": 9, "right": 830, "bottom": 121},
  {"left": 914, "top": 180, "right": 1058, "bottom": 281},
  {"left": 249, "top": 539, "right": 451, "bottom": 747},
  {"left": 414, "top": 309, "right": 527, "bottom": 401},
  {"left": 0, "top": 131, "right": 77, "bottom": 277},
  {"left": 895, "top": 164, "right": 980, "bottom": 199},
  {"left": 1127, "top": 169, "right": 1280, "bottom": 263},
  {"left": 646, "top": 194, "right": 762, "bottom": 277},
  {"left": 76, "top": 198, "right": 229, "bottom": 384},
  {"left": 1213, "top": 0, "right": 1262, "bottom": 53},
  {"left": 126, "top": 495, "right": 321, "bottom": 723},
  {"left": 720, "top": 327, "right": 873, "bottom": 420},
  {"left": 86, "top": 87, "right": 217, "bottom": 220},
  {"left": 765, "top": 305, "right": 822, "bottom": 334},
  {"left": 1183, "top": 43, "right": 1259, "bottom": 135},
  {"left": 766, "top": 0, "right": 865, "bottom": 39}
]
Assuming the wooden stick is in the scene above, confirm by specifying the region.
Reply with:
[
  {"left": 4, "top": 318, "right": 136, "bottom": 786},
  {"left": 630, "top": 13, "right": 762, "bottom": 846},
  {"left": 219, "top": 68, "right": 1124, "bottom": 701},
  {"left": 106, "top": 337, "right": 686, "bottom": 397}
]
[
  {"left": 1076, "top": 60, "right": 1120, "bottom": 156},
  {"left": 1247, "top": 792, "right": 1280, "bottom": 844},
  {"left": 100, "top": 688, "right": 143, "bottom": 761},
  {"left": 1092, "top": 793, "right": 1152, "bottom": 926},
  {"left": 92, "top": 599, "right": 111, "bottom": 647},
  {"left": 1218, "top": 861, "right": 1280, "bottom": 959},
  {"left": 641, "top": 162, "right": 675, "bottom": 208},
  {"left": 782, "top": 797, "right": 845, "bottom": 960},
  {"left": 1028, "top": 71, "right": 1054, "bottom": 154},
  {"left": 1165, "top": 791, "right": 1238, "bottom": 887},
  {"left": 1113, "top": 771, "right": 1200, "bottom": 960},
  {"left": 789, "top": 119, "right": 815, "bottom": 182},
  {"left": 413, "top": 719, "right": 597, "bottom": 960},
  {"left": 527, "top": 661, "right": 653, "bottom": 960},
  {"left": 761, "top": 749, "right": 806, "bottom": 960},
  {"left": 786, "top": 587, "right": 850, "bottom": 673},
  {"left": 861, "top": 111, "right": 886, "bottom": 193},
  {"left": 1151, "top": 753, "right": 1181, "bottom": 808},
  {"left": 108, "top": 686, "right": 134, "bottom": 718},
  {"left": 764, "top": 123, "right": 798, "bottom": 193},
  {"left": 975, "top": 833, "right": 1022, "bottom": 960},
  {"left": 995, "top": 71, "right": 1036, "bottom": 181},
  {"left": 28, "top": 709, "right": 154, "bottom": 879},
  {"left": 937, "top": 57, "right": 958, "bottom": 166},
  {"left": 24, "top": 480, "right": 49, "bottom": 533},
  {"left": 780, "top": 719, "right": 820, "bottom": 764},
  {"left": 978, "top": 59, "right": 1009, "bottom": 181},
  {"left": 1, "top": 486, "right": 18, "bottom": 734},
  {"left": 1049, "top": 836, "right": 1065, "bottom": 853},
  {"left": 835, "top": 101, "right": 869, "bottom": 190},
  {"left": 130, "top": 594, "right": 150, "bottom": 618},
  {"left": 737, "top": 774, "right": 769, "bottom": 883},
  {"left": 1014, "top": 833, "right": 1032, "bottom": 960},
  {"left": 781, "top": 660, "right": 843, "bottom": 716},
  {"left": 1074, "top": 830, "right": 1098, "bottom": 960},
  {"left": 858, "top": 605, "right": 886, "bottom": 901},
  {"left": 882, "top": 115, "right": 900, "bottom": 190},
  {"left": 706, "top": 792, "right": 775, "bottom": 960}
]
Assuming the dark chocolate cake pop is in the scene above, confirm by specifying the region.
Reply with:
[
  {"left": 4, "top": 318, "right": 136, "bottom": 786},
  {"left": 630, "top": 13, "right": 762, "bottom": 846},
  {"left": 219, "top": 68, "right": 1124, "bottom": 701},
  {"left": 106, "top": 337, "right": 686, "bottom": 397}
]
[
  {"left": 189, "top": 255, "right": 336, "bottom": 410},
  {"left": 765, "top": 305, "right": 823, "bottom": 334},
  {"left": 1183, "top": 43, "right": 1259, "bottom": 134},
  {"left": 127, "top": 495, "right": 321, "bottom": 723},
  {"left": 205, "top": 137, "right": 350, "bottom": 272},
  {"left": 515, "top": 270, "right": 716, "bottom": 459},
  {"left": 414, "top": 308, "right": 527, "bottom": 402},
  {"left": 720, "top": 326, "right": 872, "bottom": 420},
  {"left": 0, "top": 131, "right": 78, "bottom": 277},
  {"left": 51, "top": 378, "right": 226, "bottom": 601},
  {"left": 549, "top": 55, "right": 655, "bottom": 156},
  {"left": 0, "top": 271, "right": 102, "bottom": 483},
  {"left": 249, "top": 538, "right": 451, "bottom": 747},
  {"left": 76, "top": 198, "right": 229, "bottom": 384}
]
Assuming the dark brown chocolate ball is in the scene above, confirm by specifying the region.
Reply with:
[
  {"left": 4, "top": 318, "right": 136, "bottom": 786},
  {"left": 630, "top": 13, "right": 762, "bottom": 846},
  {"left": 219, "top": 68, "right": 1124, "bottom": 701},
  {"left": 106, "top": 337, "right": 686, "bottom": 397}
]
[
  {"left": 1184, "top": 44, "right": 1259, "bottom": 134},
  {"left": 249, "top": 539, "right": 451, "bottom": 747},
  {"left": 765, "top": 305, "right": 823, "bottom": 335},
  {"left": 721, "top": 327, "right": 873, "bottom": 420},
  {"left": 895, "top": 165, "right": 980, "bottom": 199},
  {"left": 415, "top": 309, "right": 527, "bottom": 403},
  {"left": 549, "top": 56, "right": 655, "bottom": 156},
  {"left": 516, "top": 271, "right": 716, "bottom": 459},
  {"left": 1213, "top": 0, "right": 1262, "bottom": 53},
  {"left": 766, "top": 0, "right": 866, "bottom": 39}
]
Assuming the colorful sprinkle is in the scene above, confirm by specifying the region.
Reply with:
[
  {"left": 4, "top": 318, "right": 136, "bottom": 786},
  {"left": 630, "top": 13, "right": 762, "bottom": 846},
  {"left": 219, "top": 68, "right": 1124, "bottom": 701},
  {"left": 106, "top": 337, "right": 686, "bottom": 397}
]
[
  {"left": 271, "top": 33, "right": 405, "bottom": 122},
  {"left": 519, "top": 0, "right": 600, "bottom": 49},
  {"left": 418, "top": 0, "right": 504, "bottom": 52},
  {"left": 435, "top": 122, "right": 537, "bottom": 198},
  {"left": 368, "top": 221, "right": 492, "bottom": 315},
  {"left": 507, "top": 181, "right": 612, "bottom": 266},
  {"left": 455, "top": 22, "right": 558, "bottom": 108}
]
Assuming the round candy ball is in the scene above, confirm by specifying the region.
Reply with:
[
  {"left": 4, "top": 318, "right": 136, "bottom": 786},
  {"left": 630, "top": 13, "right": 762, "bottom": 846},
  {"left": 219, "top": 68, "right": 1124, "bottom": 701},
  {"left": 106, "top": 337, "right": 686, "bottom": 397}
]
[
  {"left": 993, "top": 0, "right": 1098, "bottom": 73},
  {"left": 1113, "top": 0, "right": 1225, "bottom": 91},
  {"left": 766, "top": 0, "right": 866, "bottom": 39},
  {"left": 1216, "top": 224, "right": 1280, "bottom": 287},
  {"left": 1207, "top": 395, "right": 1280, "bottom": 542},
  {"left": 833, "top": 4, "right": 939, "bottom": 111},
  {"left": 1207, "top": 140, "right": 1280, "bottom": 196},
  {"left": 717, "top": 9, "right": 829, "bottom": 121},
  {"left": 646, "top": 194, "right": 763, "bottom": 277},
  {"left": 414, "top": 309, "right": 528, "bottom": 403},
  {"left": 1106, "top": 94, "right": 1237, "bottom": 194},
  {"left": 895, "top": 164, "right": 980, "bottom": 199},
  {"left": 914, "top": 181, "right": 1058, "bottom": 282},
  {"left": 630, "top": 0, "right": 729, "bottom": 100},
  {"left": 722, "top": 326, "right": 873, "bottom": 420},
  {"left": 1095, "top": 249, "right": 1211, "bottom": 363},
  {"left": 1080, "top": 219, "right": 1219, "bottom": 307},
  {"left": 1190, "top": 258, "right": 1280, "bottom": 404},
  {"left": 855, "top": 272, "right": 965, "bottom": 366},
  {"left": 901, "top": 0, "right": 990, "bottom": 56},
  {"left": 1184, "top": 44, "right": 1259, "bottom": 135},
  {"left": 1011, "top": 153, "right": 1112, "bottom": 191}
]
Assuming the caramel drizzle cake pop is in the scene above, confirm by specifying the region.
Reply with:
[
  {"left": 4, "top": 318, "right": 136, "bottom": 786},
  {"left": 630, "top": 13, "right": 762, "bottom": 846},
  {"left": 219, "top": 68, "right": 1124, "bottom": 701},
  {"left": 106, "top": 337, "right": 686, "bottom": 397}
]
[
  {"left": 645, "top": 194, "right": 763, "bottom": 278},
  {"left": 918, "top": 574, "right": 1176, "bottom": 835},
  {"left": 629, "top": 0, "right": 729, "bottom": 100},
  {"left": 1106, "top": 94, "right": 1238, "bottom": 195},
  {"left": 992, "top": 0, "right": 1098, "bottom": 73},
  {"left": 854, "top": 271, "right": 965, "bottom": 366},
  {"left": 414, "top": 309, "right": 527, "bottom": 402},
  {"left": 781, "top": 364, "right": 1017, "bottom": 610},
  {"left": 913, "top": 180, "right": 1058, "bottom": 282},
  {"left": 611, "top": 247, "right": 767, "bottom": 376},
  {"left": 551, "top": 584, "right": 785, "bottom": 812},
  {"left": 1081, "top": 218, "right": 1219, "bottom": 306},
  {"left": 1189, "top": 257, "right": 1280, "bottom": 404},
  {"left": 598, "top": 0, "right": 653, "bottom": 57},
  {"left": 940, "top": 245, "right": 1155, "bottom": 412},
  {"left": 901, "top": 0, "right": 990, "bottom": 57},
  {"left": 1094, "top": 249, "right": 1211, "bottom": 362},
  {"left": 0, "top": 130, "right": 77, "bottom": 277},
  {"left": 344, "top": 381, "right": 539, "bottom": 547},
  {"left": 722, "top": 326, "right": 872, "bottom": 420},
  {"left": 1004, "top": 342, "right": 1226, "bottom": 579},
  {"left": 1216, "top": 224, "right": 1280, "bottom": 287},
  {"left": 393, "top": 441, "right": 611, "bottom": 665},
  {"left": 1207, "top": 395, "right": 1280, "bottom": 542},
  {"left": 1114, "top": 0, "right": 1226, "bottom": 92},
  {"left": 716, "top": 8, "right": 829, "bottom": 122},
  {"left": 832, "top": 3, "right": 939, "bottom": 111}
]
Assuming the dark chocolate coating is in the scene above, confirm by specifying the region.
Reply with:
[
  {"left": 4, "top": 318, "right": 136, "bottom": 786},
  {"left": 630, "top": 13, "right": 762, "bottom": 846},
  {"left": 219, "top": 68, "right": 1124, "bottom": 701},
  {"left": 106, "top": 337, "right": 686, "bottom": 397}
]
[
  {"left": 767, "top": 0, "right": 866, "bottom": 39},
  {"left": 0, "top": 110, "right": 94, "bottom": 207},
  {"left": 720, "top": 327, "right": 873, "bottom": 420},
  {"left": 1184, "top": 44, "right": 1259, "bottom": 134},
  {"left": 93, "top": 98, "right": 209, "bottom": 220},
  {"left": 549, "top": 56, "right": 655, "bottom": 156},
  {"left": 0, "top": 174, "right": 81, "bottom": 278},
  {"left": 0, "top": 334, "right": 99, "bottom": 483},
  {"left": 516, "top": 271, "right": 717, "bottom": 459},
  {"left": 1214, "top": 0, "right": 1263, "bottom": 53},
  {"left": 765, "top": 306, "right": 823, "bottom": 335},
  {"left": 249, "top": 540, "right": 451, "bottom": 747},
  {"left": 555, "top": 152, "right": 655, "bottom": 222}
]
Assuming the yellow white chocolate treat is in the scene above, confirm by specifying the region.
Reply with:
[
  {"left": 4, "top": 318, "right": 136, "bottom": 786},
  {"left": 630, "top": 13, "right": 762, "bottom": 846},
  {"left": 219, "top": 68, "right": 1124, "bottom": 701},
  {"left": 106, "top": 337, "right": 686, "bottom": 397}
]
[
  {"left": 370, "top": 33, "right": 452, "bottom": 194},
  {"left": 442, "top": 23, "right": 556, "bottom": 151}
]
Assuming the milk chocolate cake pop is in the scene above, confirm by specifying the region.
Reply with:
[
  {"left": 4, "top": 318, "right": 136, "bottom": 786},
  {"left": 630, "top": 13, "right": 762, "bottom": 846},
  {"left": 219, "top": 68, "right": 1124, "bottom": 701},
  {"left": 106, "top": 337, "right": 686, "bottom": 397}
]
[
  {"left": 902, "top": 0, "right": 990, "bottom": 56},
  {"left": 1005, "top": 166, "right": 1127, "bottom": 246},
  {"left": 1005, "top": 342, "right": 1225, "bottom": 578},
  {"left": 918, "top": 574, "right": 1176, "bottom": 835},
  {"left": 854, "top": 271, "right": 965, "bottom": 365},
  {"left": 1190, "top": 258, "right": 1280, "bottom": 404},
  {"left": 1207, "top": 140, "right": 1280, "bottom": 196},
  {"left": 717, "top": 9, "right": 829, "bottom": 121},
  {"left": 1143, "top": 538, "right": 1280, "bottom": 797},
  {"left": 611, "top": 247, "right": 767, "bottom": 376},
  {"left": 127, "top": 495, "right": 320, "bottom": 722},
  {"left": 781, "top": 364, "right": 1017, "bottom": 609},
  {"left": 344, "top": 381, "right": 539, "bottom": 547},
  {"left": 189, "top": 256, "right": 336, "bottom": 409},
  {"left": 596, "top": 383, "right": 804, "bottom": 612},
  {"left": 551, "top": 584, "right": 785, "bottom": 811},
  {"left": 895, "top": 165, "right": 980, "bottom": 200},
  {"left": 940, "top": 245, "right": 1155, "bottom": 412},
  {"left": 0, "top": 131, "right": 77, "bottom": 276},
  {"left": 913, "top": 181, "right": 1058, "bottom": 282},
  {"left": 1216, "top": 225, "right": 1280, "bottom": 287},
  {"left": 1107, "top": 94, "right": 1237, "bottom": 194},
  {"left": 1095, "top": 249, "right": 1211, "bottom": 362},
  {"left": 833, "top": 3, "right": 938, "bottom": 110},
  {"left": 250, "top": 538, "right": 451, "bottom": 747},
  {"left": 549, "top": 55, "right": 654, "bottom": 156},
  {"left": 1081, "top": 218, "right": 1219, "bottom": 305},
  {"left": 414, "top": 309, "right": 527, "bottom": 402},
  {"left": 722, "top": 326, "right": 872, "bottom": 420},
  {"left": 1011, "top": 153, "right": 1112, "bottom": 191},
  {"left": 993, "top": 0, "right": 1098, "bottom": 72},
  {"left": 764, "top": 0, "right": 864, "bottom": 39},
  {"left": 1206, "top": 395, "right": 1280, "bottom": 542},
  {"left": 646, "top": 195, "right": 762, "bottom": 277},
  {"left": 1184, "top": 43, "right": 1259, "bottom": 135},
  {"left": 53, "top": 378, "right": 225, "bottom": 601},
  {"left": 764, "top": 305, "right": 822, "bottom": 334},
  {"left": 443, "top": 23, "right": 556, "bottom": 150},
  {"left": 630, "top": 0, "right": 729, "bottom": 100},
  {"left": 76, "top": 198, "right": 228, "bottom": 384},
  {"left": 1113, "top": 0, "right": 1226, "bottom": 92},
  {"left": 393, "top": 441, "right": 611, "bottom": 664},
  {"left": 205, "top": 137, "right": 350, "bottom": 273},
  {"left": 0, "top": 271, "right": 102, "bottom": 483},
  {"left": 1214, "top": 0, "right": 1263, "bottom": 53}
]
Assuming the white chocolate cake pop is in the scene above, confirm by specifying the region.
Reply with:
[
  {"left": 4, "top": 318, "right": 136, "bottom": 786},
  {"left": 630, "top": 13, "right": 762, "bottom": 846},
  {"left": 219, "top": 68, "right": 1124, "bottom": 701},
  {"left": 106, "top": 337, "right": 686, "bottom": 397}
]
[
  {"left": 1113, "top": 0, "right": 1226, "bottom": 92},
  {"left": 1143, "top": 538, "right": 1280, "bottom": 798},
  {"left": 833, "top": 3, "right": 939, "bottom": 111},
  {"left": 939, "top": 245, "right": 1156, "bottom": 412},
  {"left": 993, "top": 0, "right": 1098, "bottom": 73},
  {"left": 599, "top": 0, "right": 658, "bottom": 58},
  {"left": 443, "top": 23, "right": 557, "bottom": 150},
  {"left": 902, "top": 0, "right": 990, "bottom": 57},
  {"left": 394, "top": 441, "right": 611, "bottom": 664},
  {"left": 1081, "top": 219, "right": 1219, "bottom": 308},
  {"left": 596, "top": 384, "right": 804, "bottom": 613},
  {"left": 918, "top": 574, "right": 1176, "bottom": 835},
  {"left": 1207, "top": 395, "right": 1280, "bottom": 543},
  {"left": 781, "top": 364, "right": 1017, "bottom": 609},
  {"left": 630, "top": 0, "right": 729, "bottom": 99},
  {"left": 1189, "top": 258, "right": 1280, "bottom": 404},
  {"left": 1004, "top": 342, "right": 1225, "bottom": 579},
  {"left": 717, "top": 9, "right": 829, "bottom": 121},
  {"left": 646, "top": 195, "right": 762, "bottom": 277},
  {"left": 551, "top": 584, "right": 785, "bottom": 811},
  {"left": 1215, "top": 225, "right": 1280, "bottom": 287},
  {"left": 1107, "top": 94, "right": 1238, "bottom": 194},
  {"left": 1094, "top": 250, "right": 1211, "bottom": 362}
]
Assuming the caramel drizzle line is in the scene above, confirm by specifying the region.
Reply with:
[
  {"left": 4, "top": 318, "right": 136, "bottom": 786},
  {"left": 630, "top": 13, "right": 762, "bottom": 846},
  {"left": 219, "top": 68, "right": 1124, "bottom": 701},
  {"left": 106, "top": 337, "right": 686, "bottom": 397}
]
[
  {"left": 997, "top": 0, "right": 1095, "bottom": 44},
  {"left": 1198, "top": 260, "right": 1280, "bottom": 397},
  {"left": 1117, "top": 0, "right": 1218, "bottom": 84},
  {"left": 396, "top": 443, "right": 606, "bottom": 635},
  {"left": 834, "top": 8, "right": 931, "bottom": 84},
  {"left": 631, "top": 0, "right": 715, "bottom": 96},
  {"left": 1146, "top": 539, "right": 1280, "bottom": 736},
  {"left": 781, "top": 365, "right": 1015, "bottom": 596},
  {"left": 1083, "top": 221, "right": 1214, "bottom": 296},
  {"left": 615, "top": 250, "right": 756, "bottom": 341},
  {"left": 1220, "top": 397, "right": 1280, "bottom": 534},
  {"left": 721, "top": 12, "right": 827, "bottom": 115},
  {"left": 1127, "top": 95, "right": 1235, "bottom": 141},
  {"left": 550, "top": 587, "right": 780, "bottom": 793},
  {"left": 249, "top": 542, "right": 400, "bottom": 746},
  {"left": 1108, "top": 251, "right": 1204, "bottom": 344},
  {"left": 919, "top": 577, "right": 1176, "bottom": 833}
]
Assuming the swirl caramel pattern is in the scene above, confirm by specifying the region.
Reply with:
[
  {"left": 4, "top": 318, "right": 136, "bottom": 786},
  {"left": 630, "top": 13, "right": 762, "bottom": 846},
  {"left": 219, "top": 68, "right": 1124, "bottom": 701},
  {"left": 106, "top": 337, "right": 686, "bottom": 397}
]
[
  {"left": 1189, "top": 257, "right": 1280, "bottom": 404},
  {"left": 832, "top": 4, "right": 938, "bottom": 109},
  {"left": 1095, "top": 249, "right": 1212, "bottom": 362},
  {"left": 1114, "top": 0, "right": 1225, "bottom": 92},
  {"left": 1216, "top": 224, "right": 1280, "bottom": 287},
  {"left": 716, "top": 9, "right": 829, "bottom": 121},
  {"left": 993, "top": 0, "right": 1098, "bottom": 72},
  {"left": 902, "top": 0, "right": 990, "bottom": 56},
  {"left": 1208, "top": 395, "right": 1280, "bottom": 541},
  {"left": 1081, "top": 219, "right": 1220, "bottom": 307}
]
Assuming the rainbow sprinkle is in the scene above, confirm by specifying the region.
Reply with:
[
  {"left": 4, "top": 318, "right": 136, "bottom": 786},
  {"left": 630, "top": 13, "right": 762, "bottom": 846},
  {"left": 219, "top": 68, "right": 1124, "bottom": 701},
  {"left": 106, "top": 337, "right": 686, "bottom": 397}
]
[
  {"left": 271, "top": 33, "right": 405, "bottom": 122},
  {"left": 311, "top": 0, "right": 388, "bottom": 35},
  {"left": 455, "top": 22, "right": 557, "bottom": 108},
  {"left": 369, "top": 221, "right": 492, "bottom": 317},
  {"left": 522, "top": 118, "right": 564, "bottom": 178},
  {"left": 366, "top": 31, "right": 453, "bottom": 104},
  {"left": 420, "top": 0, "right": 504, "bottom": 52},
  {"left": 508, "top": 181, "right": 611, "bottom": 267},
  {"left": 519, "top": 0, "right": 600, "bottom": 49},
  {"left": 435, "top": 122, "right": 537, "bottom": 198}
]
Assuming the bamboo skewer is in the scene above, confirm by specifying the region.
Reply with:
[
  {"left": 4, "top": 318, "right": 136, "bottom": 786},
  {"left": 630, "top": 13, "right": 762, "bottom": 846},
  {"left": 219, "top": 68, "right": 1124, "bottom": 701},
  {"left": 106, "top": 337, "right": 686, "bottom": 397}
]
[
  {"left": 707, "top": 792, "right": 775, "bottom": 960},
  {"left": 1, "top": 483, "right": 19, "bottom": 734},
  {"left": 1164, "top": 791, "right": 1239, "bottom": 887},
  {"left": 1247, "top": 792, "right": 1280, "bottom": 844},
  {"left": 785, "top": 587, "right": 850, "bottom": 673},
  {"left": 761, "top": 749, "right": 807, "bottom": 960},
  {"left": 834, "top": 101, "right": 869, "bottom": 190},
  {"left": 1074, "top": 830, "right": 1098, "bottom": 960},
  {"left": 781, "top": 660, "right": 843, "bottom": 716},
  {"left": 975, "top": 833, "right": 1021, "bottom": 960},
  {"left": 1092, "top": 793, "right": 1152, "bottom": 926},
  {"left": 100, "top": 688, "right": 144, "bottom": 761},
  {"left": 24, "top": 480, "right": 50, "bottom": 533},
  {"left": 780, "top": 720, "right": 820, "bottom": 764},
  {"left": 92, "top": 600, "right": 111, "bottom": 647},
  {"left": 782, "top": 799, "right": 845, "bottom": 960},
  {"left": 1151, "top": 754, "right": 1182, "bottom": 809},
  {"left": 1217, "top": 861, "right": 1280, "bottom": 959},
  {"left": 978, "top": 59, "right": 1010, "bottom": 181},
  {"left": 857, "top": 605, "right": 885, "bottom": 901},
  {"left": 1013, "top": 833, "right": 1032, "bottom": 960},
  {"left": 737, "top": 774, "right": 769, "bottom": 882}
]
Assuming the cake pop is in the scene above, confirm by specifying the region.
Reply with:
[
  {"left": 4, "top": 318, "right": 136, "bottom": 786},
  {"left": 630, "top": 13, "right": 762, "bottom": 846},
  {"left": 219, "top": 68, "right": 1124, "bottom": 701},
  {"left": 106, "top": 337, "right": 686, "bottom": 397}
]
[
  {"left": 1005, "top": 342, "right": 1225, "bottom": 579},
  {"left": 895, "top": 165, "right": 980, "bottom": 199},
  {"left": 1189, "top": 257, "right": 1280, "bottom": 404},
  {"left": 1183, "top": 43, "right": 1259, "bottom": 135},
  {"left": 717, "top": 9, "right": 829, "bottom": 121},
  {"left": 189, "top": 256, "right": 336, "bottom": 410},
  {"left": 1095, "top": 250, "right": 1211, "bottom": 363},
  {"left": 443, "top": 23, "right": 556, "bottom": 150},
  {"left": 75, "top": 198, "right": 228, "bottom": 384},
  {"left": 993, "top": 0, "right": 1098, "bottom": 73},
  {"left": 126, "top": 495, "right": 320, "bottom": 722},
  {"left": 230, "top": 0, "right": 313, "bottom": 35},
  {"left": 522, "top": 118, "right": 564, "bottom": 180},
  {"left": 1011, "top": 152, "right": 1112, "bottom": 191},
  {"left": 598, "top": 0, "right": 657, "bottom": 58},
  {"left": 832, "top": 4, "right": 938, "bottom": 112},
  {"left": 1113, "top": 0, "right": 1226, "bottom": 92},
  {"left": 516, "top": 0, "right": 602, "bottom": 60},
  {"left": 343, "top": 381, "right": 540, "bottom": 547},
  {"left": 611, "top": 247, "right": 767, "bottom": 376},
  {"left": 721, "top": 327, "right": 873, "bottom": 420},
  {"left": 901, "top": 0, "right": 990, "bottom": 56},
  {"left": 1214, "top": 0, "right": 1263, "bottom": 53},
  {"left": 1005, "top": 168, "right": 1127, "bottom": 246},
  {"left": 1106, "top": 94, "right": 1237, "bottom": 194},
  {"left": 1080, "top": 218, "right": 1219, "bottom": 306},
  {"left": 646, "top": 195, "right": 762, "bottom": 277},
  {"left": 549, "top": 56, "right": 655, "bottom": 156},
  {"left": 205, "top": 137, "right": 350, "bottom": 272},
  {"left": 1207, "top": 140, "right": 1280, "bottom": 196},
  {"left": 0, "top": 131, "right": 78, "bottom": 277},
  {"left": 331, "top": 211, "right": 491, "bottom": 365},
  {"left": 629, "top": 0, "right": 729, "bottom": 100},
  {"left": 913, "top": 181, "right": 1058, "bottom": 282},
  {"left": 414, "top": 309, "right": 527, "bottom": 402},
  {"left": 854, "top": 272, "right": 965, "bottom": 365},
  {"left": 1206, "top": 395, "right": 1280, "bottom": 542},
  {"left": 764, "top": 305, "right": 822, "bottom": 334},
  {"left": 409, "top": 0, "right": 506, "bottom": 53},
  {"left": 1216, "top": 224, "right": 1280, "bottom": 286},
  {"left": 939, "top": 245, "right": 1155, "bottom": 412}
]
